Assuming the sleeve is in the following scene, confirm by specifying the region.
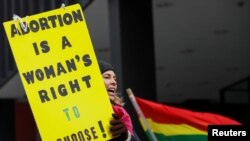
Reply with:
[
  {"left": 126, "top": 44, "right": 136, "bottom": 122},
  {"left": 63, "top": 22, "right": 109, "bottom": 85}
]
[{"left": 112, "top": 105, "right": 134, "bottom": 136}]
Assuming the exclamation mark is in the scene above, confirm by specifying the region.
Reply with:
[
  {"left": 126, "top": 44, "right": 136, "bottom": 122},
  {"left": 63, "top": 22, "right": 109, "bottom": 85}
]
[{"left": 98, "top": 120, "right": 106, "bottom": 138}]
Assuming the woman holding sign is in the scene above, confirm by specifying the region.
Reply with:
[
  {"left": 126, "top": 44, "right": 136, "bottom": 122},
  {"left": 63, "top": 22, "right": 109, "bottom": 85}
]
[{"left": 98, "top": 61, "right": 137, "bottom": 141}]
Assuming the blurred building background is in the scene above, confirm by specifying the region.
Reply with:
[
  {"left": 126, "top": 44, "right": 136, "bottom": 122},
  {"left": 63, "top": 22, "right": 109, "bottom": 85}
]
[{"left": 0, "top": 0, "right": 249, "bottom": 140}]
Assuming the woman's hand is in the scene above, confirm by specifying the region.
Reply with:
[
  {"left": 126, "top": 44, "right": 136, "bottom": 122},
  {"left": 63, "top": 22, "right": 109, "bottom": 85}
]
[{"left": 110, "top": 113, "right": 128, "bottom": 140}]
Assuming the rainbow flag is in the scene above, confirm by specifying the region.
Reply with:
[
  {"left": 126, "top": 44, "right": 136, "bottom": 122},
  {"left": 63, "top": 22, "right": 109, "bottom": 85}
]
[{"left": 135, "top": 97, "right": 241, "bottom": 141}]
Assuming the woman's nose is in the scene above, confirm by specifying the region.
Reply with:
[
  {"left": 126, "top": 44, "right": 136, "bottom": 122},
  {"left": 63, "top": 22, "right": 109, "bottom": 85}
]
[{"left": 111, "top": 78, "right": 117, "bottom": 85}]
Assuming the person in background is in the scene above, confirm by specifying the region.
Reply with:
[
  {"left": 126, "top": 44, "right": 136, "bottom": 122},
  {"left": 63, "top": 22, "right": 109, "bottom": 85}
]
[{"left": 98, "top": 60, "right": 135, "bottom": 141}]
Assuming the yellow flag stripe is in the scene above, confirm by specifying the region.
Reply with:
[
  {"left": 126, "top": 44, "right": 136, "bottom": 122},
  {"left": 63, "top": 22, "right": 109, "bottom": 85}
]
[{"left": 140, "top": 118, "right": 207, "bottom": 136}]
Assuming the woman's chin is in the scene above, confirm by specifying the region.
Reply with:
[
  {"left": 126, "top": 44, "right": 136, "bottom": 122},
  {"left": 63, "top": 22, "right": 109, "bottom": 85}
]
[{"left": 109, "top": 95, "right": 115, "bottom": 101}]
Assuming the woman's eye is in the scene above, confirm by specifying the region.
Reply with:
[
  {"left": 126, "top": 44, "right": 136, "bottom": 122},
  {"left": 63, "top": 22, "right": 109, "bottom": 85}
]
[{"left": 104, "top": 76, "right": 110, "bottom": 79}]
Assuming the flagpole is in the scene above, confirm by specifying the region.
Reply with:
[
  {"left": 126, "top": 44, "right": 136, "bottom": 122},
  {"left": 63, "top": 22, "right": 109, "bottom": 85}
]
[{"left": 126, "top": 88, "right": 158, "bottom": 141}]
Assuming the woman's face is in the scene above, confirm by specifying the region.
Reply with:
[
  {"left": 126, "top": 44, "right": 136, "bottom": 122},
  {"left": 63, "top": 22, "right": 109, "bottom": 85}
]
[{"left": 102, "top": 70, "right": 117, "bottom": 101}]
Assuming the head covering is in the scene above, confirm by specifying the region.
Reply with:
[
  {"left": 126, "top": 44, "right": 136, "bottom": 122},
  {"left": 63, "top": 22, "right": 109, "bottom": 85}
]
[{"left": 98, "top": 60, "right": 115, "bottom": 74}]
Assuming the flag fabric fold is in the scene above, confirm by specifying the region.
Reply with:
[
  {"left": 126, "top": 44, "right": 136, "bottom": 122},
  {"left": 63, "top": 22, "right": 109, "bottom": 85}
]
[{"left": 135, "top": 97, "right": 241, "bottom": 141}]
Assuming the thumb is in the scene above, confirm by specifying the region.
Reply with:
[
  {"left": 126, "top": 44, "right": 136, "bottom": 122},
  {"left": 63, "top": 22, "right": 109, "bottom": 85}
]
[{"left": 112, "top": 113, "right": 120, "bottom": 119}]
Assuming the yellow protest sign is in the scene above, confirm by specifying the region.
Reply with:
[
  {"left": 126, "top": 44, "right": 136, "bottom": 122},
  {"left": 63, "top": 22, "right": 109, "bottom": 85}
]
[{"left": 3, "top": 4, "right": 114, "bottom": 141}]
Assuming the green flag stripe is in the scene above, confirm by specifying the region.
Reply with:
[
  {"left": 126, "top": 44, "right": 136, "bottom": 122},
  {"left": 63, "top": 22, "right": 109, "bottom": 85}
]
[{"left": 154, "top": 132, "right": 208, "bottom": 141}]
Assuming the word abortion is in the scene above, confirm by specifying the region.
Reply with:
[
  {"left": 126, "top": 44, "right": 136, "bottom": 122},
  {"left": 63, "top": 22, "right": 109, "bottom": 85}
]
[{"left": 11, "top": 9, "right": 83, "bottom": 37}]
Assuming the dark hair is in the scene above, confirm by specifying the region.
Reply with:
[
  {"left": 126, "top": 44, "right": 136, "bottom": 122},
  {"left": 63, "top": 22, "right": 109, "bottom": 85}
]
[{"left": 98, "top": 60, "right": 115, "bottom": 74}]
